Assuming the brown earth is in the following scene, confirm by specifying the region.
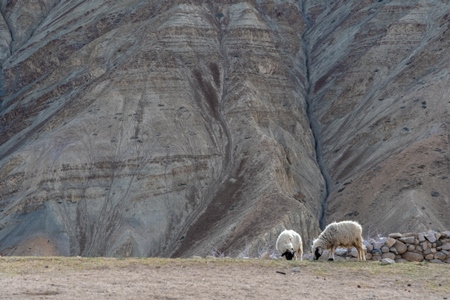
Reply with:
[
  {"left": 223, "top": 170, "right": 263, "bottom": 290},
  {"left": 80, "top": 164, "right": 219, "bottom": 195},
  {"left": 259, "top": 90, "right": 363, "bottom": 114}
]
[{"left": 0, "top": 257, "right": 449, "bottom": 300}]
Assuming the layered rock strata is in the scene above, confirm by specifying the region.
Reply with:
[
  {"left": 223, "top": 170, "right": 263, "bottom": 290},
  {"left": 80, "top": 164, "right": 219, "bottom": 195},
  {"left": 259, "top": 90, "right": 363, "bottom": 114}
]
[
  {"left": 0, "top": 1, "right": 323, "bottom": 257},
  {"left": 305, "top": 0, "right": 450, "bottom": 234},
  {"left": 1, "top": 0, "right": 450, "bottom": 257}
]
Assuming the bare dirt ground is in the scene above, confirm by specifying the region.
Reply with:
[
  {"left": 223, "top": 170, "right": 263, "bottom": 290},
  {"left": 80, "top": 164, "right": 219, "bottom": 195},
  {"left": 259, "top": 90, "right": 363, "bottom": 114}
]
[{"left": 0, "top": 257, "right": 449, "bottom": 300}]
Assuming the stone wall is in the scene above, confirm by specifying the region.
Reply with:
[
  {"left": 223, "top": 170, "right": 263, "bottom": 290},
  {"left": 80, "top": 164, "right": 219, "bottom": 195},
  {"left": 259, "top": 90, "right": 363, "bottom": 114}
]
[{"left": 330, "top": 230, "right": 450, "bottom": 263}]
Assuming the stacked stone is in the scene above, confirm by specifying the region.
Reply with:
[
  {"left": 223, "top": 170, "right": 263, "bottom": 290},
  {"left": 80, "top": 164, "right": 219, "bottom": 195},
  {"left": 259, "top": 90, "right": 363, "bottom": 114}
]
[{"left": 362, "top": 231, "right": 450, "bottom": 263}]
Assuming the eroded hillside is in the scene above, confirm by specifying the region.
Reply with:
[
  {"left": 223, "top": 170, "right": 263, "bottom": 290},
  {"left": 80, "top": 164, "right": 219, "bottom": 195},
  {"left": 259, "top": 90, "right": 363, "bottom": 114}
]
[
  {"left": 0, "top": 0, "right": 449, "bottom": 257},
  {"left": 306, "top": 0, "right": 450, "bottom": 235}
]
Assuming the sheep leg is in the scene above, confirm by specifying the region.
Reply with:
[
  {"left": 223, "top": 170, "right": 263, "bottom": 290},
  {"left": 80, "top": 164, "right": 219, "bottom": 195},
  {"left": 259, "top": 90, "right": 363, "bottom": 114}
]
[
  {"left": 297, "top": 247, "right": 303, "bottom": 261},
  {"left": 328, "top": 247, "right": 335, "bottom": 261},
  {"left": 359, "top": 247, "right": 366, "bottom": 261}
]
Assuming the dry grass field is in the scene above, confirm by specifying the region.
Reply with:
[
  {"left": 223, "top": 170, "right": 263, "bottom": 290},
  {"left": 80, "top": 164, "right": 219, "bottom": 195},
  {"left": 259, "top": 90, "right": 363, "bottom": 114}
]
[{"left": 0, "top": 256, "right": 449, "bottom": 299}]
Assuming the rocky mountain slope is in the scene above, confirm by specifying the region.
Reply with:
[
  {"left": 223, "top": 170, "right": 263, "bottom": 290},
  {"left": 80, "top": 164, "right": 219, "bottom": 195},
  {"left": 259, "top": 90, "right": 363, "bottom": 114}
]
[
  {"left": 0, "top": 0, "right": 449, "bottom": 257},
  {"left": 306, "top": 0, "right": 450, "bottom": 236}
]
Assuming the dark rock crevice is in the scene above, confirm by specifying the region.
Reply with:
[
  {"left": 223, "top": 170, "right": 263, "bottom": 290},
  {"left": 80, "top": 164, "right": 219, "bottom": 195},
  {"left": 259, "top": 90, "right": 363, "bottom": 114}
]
[{"left": 301, "top": 1, "right": 331, "bottom": 230}]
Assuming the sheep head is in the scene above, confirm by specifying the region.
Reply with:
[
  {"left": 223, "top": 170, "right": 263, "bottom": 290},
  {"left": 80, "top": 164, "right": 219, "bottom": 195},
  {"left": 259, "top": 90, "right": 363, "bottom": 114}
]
[
  {"left": 312, "top": 239, "right": 323, "bottom": 260},
  {"left": 313, "top": 247, "right": 322, "bottom": 260},
  {"left": 281, "top": 249, "right": 295, "bottom": 260}
]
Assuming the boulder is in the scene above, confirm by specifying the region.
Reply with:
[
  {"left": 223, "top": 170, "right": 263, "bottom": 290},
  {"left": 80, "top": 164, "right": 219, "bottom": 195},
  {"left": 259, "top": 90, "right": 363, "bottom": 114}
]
[
  {"left": 435, "top": 232, "right": 442, "bottom": 240},
  {"left": 385, "top": 237, "right": 397, "bottom": 248},
  {"left": 335, "top": 248, "right": 348, "bottom": 256},
  {"left": 429, "top": 259, "right": 443, "bottom": 264},
  {"left": 349, "top": 248, "right": 359, "bottom": 258},
  {"left": 393, "top": 240, "right": 407, "bottom": 254},
  {"left": 425, "top": 254, "right": 434, "bottom": 260},
  {"left": 425, "top": 231, "right": 437, "bottom": 243},
  {"left": 381, "top": 246, "right": 390, "bottom": 253},
  {"left": 402, "top": 233, "right": 418, "bottom": 239},
  {"left": 399, "top": 236, "right": 415, "bottom": 244},
  {"left": 364, "top": 240, "right": 373, "bottom": 252},
  {"left": 389, "top": 247, "right": 398, "bottom": 255},
  {"left": 402, "top": 252, "right": 424, "bottom": 262},
  {"left": 441, "top": 243, "right": 450, "bottom": 251},
  {"left": 382, "top": 252, "right": 396, "bottom": 260},
  {"left": 371, "top": 249, "right": 382, "bottom": 255},
  {"left": 372, "top": 255, "right": 381, "bottom": 261},
  {"left": 441, "top": 232, "right": 450, "bottom": 238},
  {"left": 434, "top": 252, "right": 447, "bottom": 261},
  {"left": 372, "top": 238, "right": 386, "bottom": 250},
  {"left": 417, "top": 233, "right": 425, "bottom": 242},
  {"left": 381, "top": 258, "right": 395, "bottom": 265},
  {"left": 389, "top": 233, "right": 402, "bottom": 239}
]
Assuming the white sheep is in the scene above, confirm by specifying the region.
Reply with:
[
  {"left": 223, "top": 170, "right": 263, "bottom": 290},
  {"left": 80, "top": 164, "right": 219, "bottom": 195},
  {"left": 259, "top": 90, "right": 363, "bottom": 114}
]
[
  {"left": 276, "top": 229, "right": 303, "bottom": 261},
  {"left": 312, "top": 220, "right": 366, "bottom": 261}
]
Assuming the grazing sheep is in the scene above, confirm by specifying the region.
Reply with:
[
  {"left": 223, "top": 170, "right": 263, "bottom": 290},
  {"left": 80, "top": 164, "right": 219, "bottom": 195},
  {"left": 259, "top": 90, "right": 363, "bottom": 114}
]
[
  {"left": 312, "top": 220, "right": 366, "bottom": 261},
  {"left": 276, "top": 229, "right": 303, "bottom": 261}
]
